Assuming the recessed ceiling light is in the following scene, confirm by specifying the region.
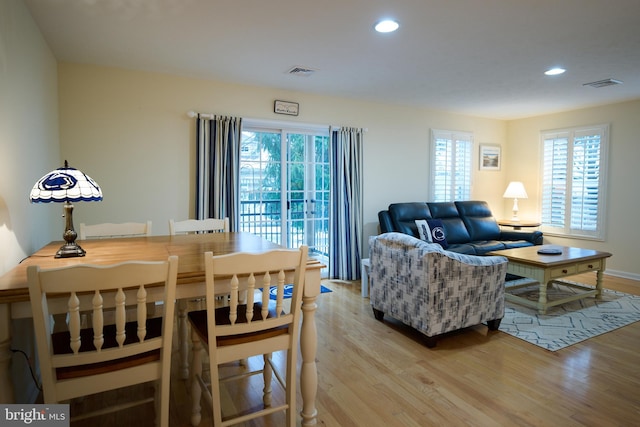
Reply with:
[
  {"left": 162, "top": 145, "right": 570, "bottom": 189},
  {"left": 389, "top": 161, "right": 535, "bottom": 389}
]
[
  {"left": 375, "top": 19, "right": 399, "bottom": 33},
  {"left": 545, "top": 68, "right": 566, "bottom": 76}
]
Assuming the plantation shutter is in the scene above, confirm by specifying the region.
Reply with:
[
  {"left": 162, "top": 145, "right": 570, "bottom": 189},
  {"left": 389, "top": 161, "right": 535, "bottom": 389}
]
[
  {"left": 540, "top": 125, "right": 608, "bottom": 240},
  {"left": 431, "top": 130, "right": 472, "bottom": 202},
  {"left": 571, "top": 129, "right": 603, "bottom": 232},
  {"left": 541, "top": 132, "right": 568, "bottom": 228}
]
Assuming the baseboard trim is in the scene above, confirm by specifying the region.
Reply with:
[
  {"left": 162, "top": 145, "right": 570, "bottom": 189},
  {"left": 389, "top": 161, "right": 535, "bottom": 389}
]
[{"left": 605, "top": 269, "right": 640, "bottom": 282}]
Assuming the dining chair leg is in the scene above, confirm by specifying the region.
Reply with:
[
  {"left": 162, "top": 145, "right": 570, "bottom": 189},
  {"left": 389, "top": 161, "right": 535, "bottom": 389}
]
[
  {"left": 263, "top": 353, "right": 273, "bottom": 406},
  {"left": 178, "top": 299, "right": 190, "bottom": 379},
  {"left": 190, "top": 332, "right": 203, "bottom": 427},
  {"left": 154, "top": 380, "right": 160, "bottom": 427}
]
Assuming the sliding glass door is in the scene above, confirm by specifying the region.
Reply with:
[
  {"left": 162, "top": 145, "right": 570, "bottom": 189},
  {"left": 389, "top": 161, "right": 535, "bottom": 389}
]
[{"left": 239, "top": 126, "right": 329, "bottom": 266}]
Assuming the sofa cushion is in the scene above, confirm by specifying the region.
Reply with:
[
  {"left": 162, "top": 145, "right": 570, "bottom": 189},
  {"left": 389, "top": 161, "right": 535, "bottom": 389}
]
[
  {"left": 455, "top": 201, "right": 501, "bottom": 241},
  {"left": 464, "top": 216, "right": 501, "bottom": 241},
  {"left": 427, "top": 202, "right": 459, "bottom": 218},
  {"left": 446, "top": 243, "right": 477, "bottom": 254},
  {"left": 389, "top": 202, "right": 432, "bottom": 237},
  {"left": 467, "top": 240, "right": 506, "bottom": 255}
]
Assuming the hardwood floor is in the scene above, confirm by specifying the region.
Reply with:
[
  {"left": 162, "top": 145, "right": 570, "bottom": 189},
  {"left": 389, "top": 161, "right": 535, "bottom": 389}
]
[{"left": 69, "top": 273, "right": 640, "bottom": 426}]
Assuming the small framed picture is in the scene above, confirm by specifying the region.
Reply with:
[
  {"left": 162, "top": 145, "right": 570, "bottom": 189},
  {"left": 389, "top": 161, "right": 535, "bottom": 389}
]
[
  {"left": 274, "top": 100, "right": 299, "bottom": 116},
  {"left": 479, "top": 144, "right": 501, "bottom": 171}
]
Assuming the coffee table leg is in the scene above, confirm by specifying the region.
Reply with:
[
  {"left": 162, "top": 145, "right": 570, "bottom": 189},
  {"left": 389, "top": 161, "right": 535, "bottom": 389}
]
[
  {"left": 539, "top": 282, "right": 548, "bottom": 314},
  {"left": 596, "top": 269, "right": 604, "bottom": 298}
]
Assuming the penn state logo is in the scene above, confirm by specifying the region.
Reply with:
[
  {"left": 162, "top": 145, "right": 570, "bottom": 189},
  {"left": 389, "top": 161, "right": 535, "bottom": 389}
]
[{"left": 431, "top": 226, "right": 446, "bottom": 241}]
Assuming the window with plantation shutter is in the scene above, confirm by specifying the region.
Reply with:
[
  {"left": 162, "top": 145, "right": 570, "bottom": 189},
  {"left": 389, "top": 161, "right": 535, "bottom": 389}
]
[
  {"left": 430, "top": 129, "right": 472, "bottom": 202},
  {"left": 540, "top": 124, "right": 608, "bottom": 240}
]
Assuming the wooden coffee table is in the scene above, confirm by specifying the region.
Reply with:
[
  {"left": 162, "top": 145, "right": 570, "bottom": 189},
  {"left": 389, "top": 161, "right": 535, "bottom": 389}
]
[{"left": 487, "top": 245, "right": 612, "bottom": 314}]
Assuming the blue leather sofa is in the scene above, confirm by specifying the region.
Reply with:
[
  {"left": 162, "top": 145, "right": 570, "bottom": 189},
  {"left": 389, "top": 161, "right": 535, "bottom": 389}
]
[{"left": 378, "top": 200, "right": 542, "bottom": 255}]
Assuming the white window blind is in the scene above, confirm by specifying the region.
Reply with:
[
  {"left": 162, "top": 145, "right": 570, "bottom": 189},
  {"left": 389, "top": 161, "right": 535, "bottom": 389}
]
[
  {"left": 540, "top": 124, "right": 608, "bottom": 240},
  {"left": 431, "top": 130, "right": 472, "bottom": 202}
]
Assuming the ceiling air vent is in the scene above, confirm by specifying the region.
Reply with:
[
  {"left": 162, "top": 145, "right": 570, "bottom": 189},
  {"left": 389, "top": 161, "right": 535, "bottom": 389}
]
[
  {"left": 287, "top": 66, "right": 316, "bottom": 77},
  {"left": 583, "top": 78, "right": 623, "bottom": 88}
]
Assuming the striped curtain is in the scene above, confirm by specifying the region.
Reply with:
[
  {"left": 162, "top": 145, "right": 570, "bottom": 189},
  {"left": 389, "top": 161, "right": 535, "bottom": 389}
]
[
  {"left": 329, "top": 127, "right": 364, "bottom": 280},
  {"left": 195, "top": 115, "right": 242, "bottom": 231}
]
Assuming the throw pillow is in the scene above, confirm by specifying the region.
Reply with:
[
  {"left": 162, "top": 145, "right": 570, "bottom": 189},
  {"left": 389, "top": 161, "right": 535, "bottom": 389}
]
[
  {"left": 415, "top": 219, "right": 432, "bottom": 242},
  {"left": 427, "top": 219, "right": 449, "bottom": 249}
]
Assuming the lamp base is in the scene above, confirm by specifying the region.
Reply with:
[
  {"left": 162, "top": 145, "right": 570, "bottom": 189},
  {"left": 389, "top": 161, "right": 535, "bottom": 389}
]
[
  {"left": 55, "top": 201, "right": 86, "bottom": 258},
  {"left": 55, "top": 243, "right": 86, "bottom": 258}
]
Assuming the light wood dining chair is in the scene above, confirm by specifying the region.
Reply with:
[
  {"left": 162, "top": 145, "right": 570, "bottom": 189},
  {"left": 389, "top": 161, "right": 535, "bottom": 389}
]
[
  {"left": 168, "top": 217, "right": 229, "bottom": 235},
  {"left": 188, "top": 246, "right": 308, "bottom": 427},
  {"left": 79, "top": 221, "right": 152, "bottom": 240},
  {"left": 168, "top": 217, "right": 230, "bottom": 379},
  {"left": 79, "top": 221, "right": 155, "bottom": 321},
  {"left": 27, "top": 256, "right": 178, "bottom": 426}
]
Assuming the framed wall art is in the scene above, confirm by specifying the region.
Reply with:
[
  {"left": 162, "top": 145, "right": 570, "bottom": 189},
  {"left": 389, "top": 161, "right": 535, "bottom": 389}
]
[
  {"left": 274, "top": 100, "right": 299, "bottom": 116},
  {"left": 479, "top": 144, "right": 501, "bottom": 171}
]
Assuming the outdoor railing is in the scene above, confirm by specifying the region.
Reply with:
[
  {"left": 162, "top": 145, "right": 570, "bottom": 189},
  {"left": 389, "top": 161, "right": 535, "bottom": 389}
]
[{"left": 239, "top": 200, "right": 329, "bottom": 258}]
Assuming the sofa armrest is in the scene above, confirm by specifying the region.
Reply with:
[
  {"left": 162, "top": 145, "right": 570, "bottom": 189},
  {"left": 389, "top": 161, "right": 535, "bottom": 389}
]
[
  {"left": 499, "top": 230, "right": 543, "bottom": 245},
  {"left": 378, "top": 210, "right": 395, "bottom": 233}
]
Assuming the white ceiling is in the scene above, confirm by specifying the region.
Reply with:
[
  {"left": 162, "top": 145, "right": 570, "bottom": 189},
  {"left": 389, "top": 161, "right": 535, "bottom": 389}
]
[{"left": 24, "top": 0, "right": 640, "bottom": 120}]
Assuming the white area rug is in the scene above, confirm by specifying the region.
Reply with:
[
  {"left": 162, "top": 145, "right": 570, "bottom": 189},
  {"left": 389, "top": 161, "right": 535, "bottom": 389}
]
[{"left": 499, "top": 280, "right": 640, "bottom": 351}]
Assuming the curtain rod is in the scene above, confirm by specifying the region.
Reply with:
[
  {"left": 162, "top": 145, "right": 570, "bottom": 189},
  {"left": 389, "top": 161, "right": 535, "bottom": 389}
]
[{"left": 188, "top": 111, "right": 367, "bottom": 131}]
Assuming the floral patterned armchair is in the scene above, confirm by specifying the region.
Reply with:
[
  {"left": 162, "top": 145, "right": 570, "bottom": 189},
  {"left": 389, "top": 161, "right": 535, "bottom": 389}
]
[{"left": 369, "top": 232, "right": 508, "bottom": 347}]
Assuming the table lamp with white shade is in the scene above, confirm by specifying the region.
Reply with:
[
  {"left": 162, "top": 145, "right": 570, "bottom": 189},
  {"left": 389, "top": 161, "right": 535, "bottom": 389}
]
[
  {"left": 503, "top": 181, "right": 528, "bottom": 221},
  {"left": 30, "top": 160, "right": 103, "bottom": 258}
]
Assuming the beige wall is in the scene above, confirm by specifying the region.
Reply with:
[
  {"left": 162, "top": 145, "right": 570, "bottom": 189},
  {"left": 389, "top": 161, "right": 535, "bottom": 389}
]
[
  {"left": 0, "top": 0, "right": 60, "bottom": 276},
  {"left": 57, "top": 63, "right": 640, "bottom": 278},
  {"left": 506, "top": 100, "right": 640, "bottom": 279},
  {"left": 0, "top": 0, "right": 60, "bottom": 404},
  {"left": 57, "top": 63, "right": 508, "bottom": 248}
]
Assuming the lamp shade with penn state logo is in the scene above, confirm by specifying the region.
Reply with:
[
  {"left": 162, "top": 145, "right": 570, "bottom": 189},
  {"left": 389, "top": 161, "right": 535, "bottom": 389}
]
[
  {"left": 30, "top": 160, "right": 102, "bottom": 258},
  {"left": 30, "top": 160, "right": 102, "bottom": 203}
]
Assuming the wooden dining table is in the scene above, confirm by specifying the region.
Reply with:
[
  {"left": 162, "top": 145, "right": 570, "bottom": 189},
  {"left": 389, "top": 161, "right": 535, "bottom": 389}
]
[{"left": 0, "top": 232, "right": 324, "bottom": 426}]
